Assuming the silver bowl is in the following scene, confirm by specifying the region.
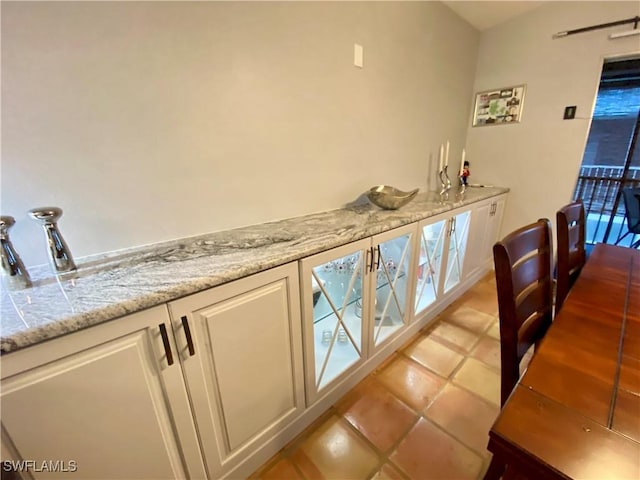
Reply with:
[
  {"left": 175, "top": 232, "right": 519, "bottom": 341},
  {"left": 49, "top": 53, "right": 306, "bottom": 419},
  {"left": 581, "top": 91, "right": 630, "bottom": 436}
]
[{"left": 367, "top": 185, "right": 419, "bottom": 210}]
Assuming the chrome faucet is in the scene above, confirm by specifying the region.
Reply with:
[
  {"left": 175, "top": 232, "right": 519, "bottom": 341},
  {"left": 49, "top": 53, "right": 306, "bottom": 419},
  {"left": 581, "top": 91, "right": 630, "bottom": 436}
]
[
  {"left": 0, "top": 216, "right": 32, "bottom": 288},
  {"left": 28, "top": 207, "right": 77, "bottom": 273}
]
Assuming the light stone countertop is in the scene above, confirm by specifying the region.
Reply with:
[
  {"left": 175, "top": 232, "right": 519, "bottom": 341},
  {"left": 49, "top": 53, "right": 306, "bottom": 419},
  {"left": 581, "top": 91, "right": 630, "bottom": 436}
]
[{"left": 0, "top": 187, "right": 508, "bottom": 354}]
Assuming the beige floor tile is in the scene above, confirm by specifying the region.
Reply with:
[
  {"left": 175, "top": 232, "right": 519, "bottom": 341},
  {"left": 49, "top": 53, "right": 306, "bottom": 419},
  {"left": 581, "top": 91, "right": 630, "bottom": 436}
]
[
  {"left": 452, "top": 357, "right": 501, "bottom": 406},
  {"left": 441, "top": 305, "right": 495, "bottom": 334},
  {"left": 425, "top": 384, "right": 500, "bottom": 458},
  {"left": 404, "top": 336, "right": 464, "bottom": 378},
  {"left": 390, "top": 418, "right": 483, "bottom": 480},
  {"left": 370, "top": 462, "right": 407, "bottom": 480},
  {"left": 462, "top": 283, "right": 499, "bottom": 316},
  {"left": 376, "top": 356, "right": 446, "bottom": 411},
  {"left": 293, "top": 415, "right": 379, "bottom": 480},
  {"left": 259, "top": 457, "right": 304, "bottom": 480},
  {"left": 337, "top": 378, "right": 418, "bottom": 453},
  {"left": 487, "top": 321, "right": 500, "bottom": 340},
  {"left": 430, "top": 322, "right": 481, "bottom": 353},
  {"left": 470, "top": 335, "right": 501, "bottom": 371}
]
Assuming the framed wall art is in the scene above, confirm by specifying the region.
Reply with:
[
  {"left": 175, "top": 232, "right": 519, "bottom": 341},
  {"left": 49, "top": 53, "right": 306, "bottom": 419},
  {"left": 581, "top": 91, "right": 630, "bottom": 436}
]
[{"left": 472, "top": 84, "right": 526, "bottom": 126}]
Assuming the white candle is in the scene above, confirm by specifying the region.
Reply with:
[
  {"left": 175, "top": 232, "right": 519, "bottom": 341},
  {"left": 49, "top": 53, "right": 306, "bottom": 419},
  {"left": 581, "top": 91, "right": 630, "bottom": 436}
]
[
  {"left": 460, "top": 149, "right": 466, "bottom": 175},
  {"left": 439, "top": 144, "right": 444, "bottom": 171},
  {"left": 445, "top": 141, "right": 450, "bottom": 168}
]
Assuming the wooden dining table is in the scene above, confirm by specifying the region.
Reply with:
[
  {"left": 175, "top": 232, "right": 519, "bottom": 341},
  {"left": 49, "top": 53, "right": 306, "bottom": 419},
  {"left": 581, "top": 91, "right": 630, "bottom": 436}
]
[{"left": 486, "top": 243, "right": 640, "bottom": 480}]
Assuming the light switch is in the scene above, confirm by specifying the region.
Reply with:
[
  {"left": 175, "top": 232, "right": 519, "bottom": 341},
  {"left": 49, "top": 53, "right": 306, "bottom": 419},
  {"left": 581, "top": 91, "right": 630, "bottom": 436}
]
[{"left": 354, "top": 43, "right": 363, "bottom": 68}]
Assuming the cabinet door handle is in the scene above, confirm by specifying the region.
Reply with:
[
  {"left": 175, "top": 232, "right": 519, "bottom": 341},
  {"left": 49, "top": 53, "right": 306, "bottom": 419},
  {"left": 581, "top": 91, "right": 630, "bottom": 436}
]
[
  {"left": 376, "top": 245, "right": 382, "bottom": 271},
  {"left": 159, "top": 323, "right": 174, "bottom": 366},
  {"left": 181, "top": 316, "right": 196, "bottom": 356},
  {"left": 366, "top": 246, "right": 374, "bottom": 273}
]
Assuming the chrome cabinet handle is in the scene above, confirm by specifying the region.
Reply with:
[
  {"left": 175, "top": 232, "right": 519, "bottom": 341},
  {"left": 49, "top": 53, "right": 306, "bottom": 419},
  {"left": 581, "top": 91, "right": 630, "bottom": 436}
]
[
  {"left": 448, "top": 218, "right": 456, "bottom": 235},
  {"left": 181, "top": 316, "right": 196, "bottom": 357},
  {"left": 159, "top": 323, "right": 174, "bottom": 366}
]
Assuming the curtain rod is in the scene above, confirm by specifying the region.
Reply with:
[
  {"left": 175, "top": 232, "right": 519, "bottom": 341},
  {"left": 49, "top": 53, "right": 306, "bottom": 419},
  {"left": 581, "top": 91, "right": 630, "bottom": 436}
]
[{"left": 553, "top": 16, "right": 640, "bottom": 39}]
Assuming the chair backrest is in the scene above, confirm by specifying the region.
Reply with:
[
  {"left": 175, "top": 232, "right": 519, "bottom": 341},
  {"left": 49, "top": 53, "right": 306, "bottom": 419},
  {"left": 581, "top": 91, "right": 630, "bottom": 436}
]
[
  {"left": 493, "top": 219, "right": 554, "bottom": 407},
  {"left": 622, "top": 187, "right": 640, "bottom": 234},
  {"left": 555, "top": 201, "right": 586, "bottom": 315}
]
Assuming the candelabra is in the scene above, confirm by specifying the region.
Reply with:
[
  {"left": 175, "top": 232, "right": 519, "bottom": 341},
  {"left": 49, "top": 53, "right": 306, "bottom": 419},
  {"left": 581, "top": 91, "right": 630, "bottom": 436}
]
[{"left": 438, "top": 165, "right": 452, "bottom": 199}]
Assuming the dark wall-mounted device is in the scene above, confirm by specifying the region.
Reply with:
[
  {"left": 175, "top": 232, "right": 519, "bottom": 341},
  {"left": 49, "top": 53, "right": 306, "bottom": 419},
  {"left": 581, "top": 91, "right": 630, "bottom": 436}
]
[{"left": 564, "top": 106, "right": 577, "bottom": 120}]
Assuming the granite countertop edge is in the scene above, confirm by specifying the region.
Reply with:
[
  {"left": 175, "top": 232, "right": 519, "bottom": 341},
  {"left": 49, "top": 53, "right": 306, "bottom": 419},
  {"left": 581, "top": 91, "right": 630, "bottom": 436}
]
[{"left": 0, "top": 187, "right": 508, "bottom": 354}]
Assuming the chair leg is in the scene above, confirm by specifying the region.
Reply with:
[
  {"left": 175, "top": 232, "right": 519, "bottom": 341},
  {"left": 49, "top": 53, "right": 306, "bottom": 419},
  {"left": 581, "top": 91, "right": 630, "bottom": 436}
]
[{"left": 483, "top": 456, "right": 506, "bottom": 480}]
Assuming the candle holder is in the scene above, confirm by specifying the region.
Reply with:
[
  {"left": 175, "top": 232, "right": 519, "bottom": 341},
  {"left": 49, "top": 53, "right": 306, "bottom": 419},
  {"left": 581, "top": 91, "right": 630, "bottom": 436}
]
[
  {"left": 28, "top": 207, "right": 77, "bottom": 274},
  {"left": 0, "top": 216, "right": 32, "bottom": 289},
  {"left": 438, "top": 165, "right": 452, "bottom": 198}
]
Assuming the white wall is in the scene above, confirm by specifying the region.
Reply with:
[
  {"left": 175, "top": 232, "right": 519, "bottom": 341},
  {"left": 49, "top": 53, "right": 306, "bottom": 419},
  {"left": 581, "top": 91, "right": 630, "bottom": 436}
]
[
  {"left": 467, "top": 1, "right": 640, "bottom": 240},
  {"left": 1, "top": 1, "right": 479, "bottom": 268}
]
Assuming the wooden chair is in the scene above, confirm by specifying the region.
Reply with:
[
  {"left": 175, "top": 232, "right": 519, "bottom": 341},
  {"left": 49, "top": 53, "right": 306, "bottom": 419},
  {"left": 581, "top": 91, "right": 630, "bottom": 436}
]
[
  {"left": 555, "top": 201, "right": 587, "bottom": 315},
  {"left": 483, "top": 219, "right": 554, "bottom": 480}
]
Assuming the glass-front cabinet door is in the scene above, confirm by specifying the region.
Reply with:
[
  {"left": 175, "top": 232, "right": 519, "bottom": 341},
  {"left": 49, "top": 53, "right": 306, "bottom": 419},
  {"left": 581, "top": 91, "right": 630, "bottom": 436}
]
[
  {"left": 443, "top": 210, "right": 471, "bottom": 294},
  {"left": 300, "top": 225, "right": 416, "bottom": 405},
  {"left": 300, "top": 239, "right": 369, "bottom": 405},
  {"left": 413, "top": 209, "right": 472, "bottom": 320},
  {"left": 369, "top": 225, "right": 416, "bottom": 352},
  {"left": 414, "top": 216, "right": 448, "bottom": 317}
]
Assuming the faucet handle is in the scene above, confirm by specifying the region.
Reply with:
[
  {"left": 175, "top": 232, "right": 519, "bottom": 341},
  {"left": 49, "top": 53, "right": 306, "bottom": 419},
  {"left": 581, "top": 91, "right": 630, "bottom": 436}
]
[
  {"left": 0, "top": 215, "right": 32, "bottom": 288},
  {"left": 28, "top": 207, "right": 77, "bottom": 273}
]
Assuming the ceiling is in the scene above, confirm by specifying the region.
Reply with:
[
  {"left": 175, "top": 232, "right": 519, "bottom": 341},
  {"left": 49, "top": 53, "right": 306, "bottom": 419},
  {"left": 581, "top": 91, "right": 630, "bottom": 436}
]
[{"left": 443, "top": 1, "right": 547, "bottom": 31}]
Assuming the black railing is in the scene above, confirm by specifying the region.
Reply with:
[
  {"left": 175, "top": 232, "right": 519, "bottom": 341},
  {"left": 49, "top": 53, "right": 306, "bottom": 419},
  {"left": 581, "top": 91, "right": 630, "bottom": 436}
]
[{"left": 574, "top": 165, "right": 640, "bottom": 247}]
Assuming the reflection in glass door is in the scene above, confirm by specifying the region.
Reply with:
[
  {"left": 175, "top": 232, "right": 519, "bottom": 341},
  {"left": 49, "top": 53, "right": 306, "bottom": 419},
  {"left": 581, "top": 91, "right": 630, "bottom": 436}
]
[
  {"left": 372, "top": 233, "right": 412, "bottom": 348},
  {"left": 310, "top": 251, "right": 364, "bottom": 391},
  {"left": 414, "top": 218, "right": 447, "bottom": 315},
  {"left": 443, "top": 211, "right": 471, "bottom": 293}
]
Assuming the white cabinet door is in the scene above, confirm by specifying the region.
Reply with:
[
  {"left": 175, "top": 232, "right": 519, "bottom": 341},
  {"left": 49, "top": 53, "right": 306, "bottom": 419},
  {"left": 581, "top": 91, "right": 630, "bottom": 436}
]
[
  {"left": 464, "top": 194, "right": 507, "bottom": 278},
  {"left": 300, "top": 226, "right": 416, "bottom": 405},
  {"left": 0, "top": 306, "right": 205, "bottom": 480},
  {"left": 299, "top": 239, "right": 370, "bottom": 405},
  {"left": 413, "top": 208, "right": 471, "bottom": 319},
  {"left": 369, "top": 224, "right": 417, "bottom": 353},
  {"left": 442, "top": 209, "right": 472, "bottom": 294},
  {"left": 464, "top": 200, "right": 492, "bottom": 279},
  {"left": 168, "top": 262, "right": 304, "bottom": 480},
  {"left": 483, "top": 195, "right": 506, "bottom": 265},
  {"left": 414, "top": 213, "right": 449, "bottom": 317}
]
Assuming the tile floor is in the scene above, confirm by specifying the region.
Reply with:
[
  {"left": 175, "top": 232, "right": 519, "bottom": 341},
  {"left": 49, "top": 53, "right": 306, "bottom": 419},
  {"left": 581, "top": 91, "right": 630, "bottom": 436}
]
[{"left": 251, "top": 273, "right": 523, "bottom": 480}]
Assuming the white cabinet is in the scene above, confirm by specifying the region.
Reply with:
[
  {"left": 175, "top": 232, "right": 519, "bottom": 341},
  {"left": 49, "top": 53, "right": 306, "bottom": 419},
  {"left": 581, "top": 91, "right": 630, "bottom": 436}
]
[
  {"left": 299, "top": 224, "right": 416, "bottom": 405},
  {"left": 167, "top": 262, "right": 304, "bottom": 479},
  {"left": 464, "top": 194, "right": 507, "bottom": 279},
  {"left": 413, "top": 208, "right": 472, "bottom": 320},
  {"left": 0, "top": 305, "right": 206, "bottom": 479},
  {"left": 0, "top": 194, "right": 506, "bottom": 480},
  {"left": 0, "top": 263, "right": 303, "bottom": 480}
]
